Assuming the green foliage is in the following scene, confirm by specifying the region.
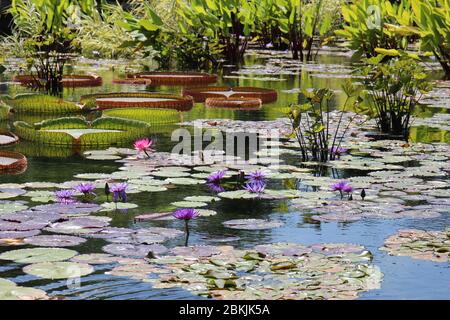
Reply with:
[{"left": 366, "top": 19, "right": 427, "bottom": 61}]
[
  {"left": 277, "top": 0, "right": 336, "bottom": 61},
  {"left": 13, "top": 116, "right": 150, "bottom": 146},
  {"left": 5, "top": 0, "right": 97, "bottom": 94},
  {"left": 0, "top": 102, "right": 11, "bottom": 120},
  {"left": 336, "top": 0, "right": 416, "bottom": 61},
  {"left": 14, "top": 120, "right": 75, "bottom": 145},
  {"left": 73, "top": 3, "right": 137, "bottom": 59},
  {"left": 358, "top": 55, "right": 432, "bottom": 139},
  {"left": 411, "top": 0, "right": 450, "bottom": 79},
  {"left": 115, "top": 0, "right": 223, "bottom": 69},
  {"left": 37, "top": 117, "right": 88, "bottom": 130},
  {"left": 1, "top": 94, "right": 81, "bottom": 114},
  {"left": 103, "top": 108, "right": 181, "bottom": 125},
  {"left": 176, "top": 0, "right": 255, "bottom": 64},
  {"left": 287, "top": 82, "right": 360, "bottom": 162}
]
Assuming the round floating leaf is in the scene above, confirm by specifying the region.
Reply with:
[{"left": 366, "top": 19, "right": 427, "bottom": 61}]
[
  {"left": 223, "top": 219, "right": 283, "bottom": 230},
  {"left": 134, "top": 212, "right": 175, "bottom": 221},
  {"left": 171, "top": 201, "right": 207, "bottom": 208},
  {"left": 24, "top": 235, "right": 87, "bottom": 247},
  {"left": 197, "top": 209, "right": 217, "bottom": 217},
  {"left": 23, "top": 262, "right": 94, "bottom": 279},
  {"left": 70, "top": 253, "right": 143, "bottom": 265},
  {"left": 0, "top": 283, "right": 48, "bottom": 300},
  {"left": 184, "top": 196, "right": 220, "bottom": 203},
  {"left": 0, "top": 202, "right": 28, "bottom": 215},
  {"left": 103, "top": 243, "right": 168, "bottom": 258},
  {"left": 218, "top": 190, "right": 258, "bottom": 199},
  {"left": 170, "top": 245, "right": 223, "bottom": 258},
  {"left": 100, "top": 202, "right": 138, "bottom": 211},
  {"left": 0, "top": 247, "right": 77, "bottom": 263},
  {"left": 165, "top": 178, "right": 204, "bottom": 185}
]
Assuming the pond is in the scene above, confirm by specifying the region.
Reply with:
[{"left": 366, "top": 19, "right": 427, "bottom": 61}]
[{"left": 0, "top": 51, "right": 448, "bottom": 300}]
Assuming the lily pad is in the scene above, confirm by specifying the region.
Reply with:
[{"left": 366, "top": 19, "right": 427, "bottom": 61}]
[
  {"left": 0, "top": 247, "right": 77, "bottom": 263},
  {"left": 23, "top": 261, "right": 94, "bottom": 279},
  {"left": 223, "top": 219, "right": 284, "bottom": 230},
  {"left": 102, "top": 243, "right": 168, "bottom": 258},
  {"left": 100, "top": 202, "right": 139, "bottom": 211},
  {"left": 24, "top": 235, "right": 87, "bottom": 247}
]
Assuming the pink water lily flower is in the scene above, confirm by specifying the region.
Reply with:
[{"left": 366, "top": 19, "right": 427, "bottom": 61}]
[{"left": 133, "top": 138, "right": 154, "bottom": 157}]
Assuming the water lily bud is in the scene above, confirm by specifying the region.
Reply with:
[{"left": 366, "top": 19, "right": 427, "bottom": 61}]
[{"left": 361, "top": 188, "right": 366, "bottom": 200}]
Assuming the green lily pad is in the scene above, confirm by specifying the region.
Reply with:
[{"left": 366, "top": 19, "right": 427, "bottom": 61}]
[
  {"left": 171, "top": 201, "right": 208, "bottom": 208},
  {"left": 223, "top": 219, "right": 284, "bottom": 230},
  {"left": 23, "top": 261, "right": 94, "bottom": 279},
  {"left": 100, "top": 202, "right": 139, "bottom": 211},
  {"left": 184, "top": 196, "right": 220, "bottom": 202},
  {"left": 0, "top": 247, "right": 77, "bottom": 263}
]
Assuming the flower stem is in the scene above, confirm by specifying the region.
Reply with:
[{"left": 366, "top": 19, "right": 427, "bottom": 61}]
[{"left": 184, "top": 220, "right": 190, "bottom": 247}]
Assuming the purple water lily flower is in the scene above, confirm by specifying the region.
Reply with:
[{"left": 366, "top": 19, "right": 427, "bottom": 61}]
[
  {"left": 55, "top": 190, "right": 76, "bottom": 204},
  {"left": 245, "top": 170, "right": 266, "bottom": 183},
  {"left": 331, "top": 180, "right": 353, "bottom": 199},
  {"left": 331, "top": 181, "right": 349, "bottom": 192},
  {"left": 173, "top": 208, "right": 199, "bottom": 247},
  {"left": 342, "top": 184, "right": 354, "bottom": 193},
  {"left": 244, "top": 181, "right": 266, "bottom": 193},
  {"left": 207, "top": 183, "right": 225, "bottom": 193},
  {"left": 75, "top": 183, "right": 96, "bottom": 197},
  {"left": 173, "top": 208, "right": 200, "bottom": 220},
  {"left": 207, "top": 170, "right": 226, "bottom": 184},
  {"left": 110, "top": 182, "right": 128, "bottom": 203}
]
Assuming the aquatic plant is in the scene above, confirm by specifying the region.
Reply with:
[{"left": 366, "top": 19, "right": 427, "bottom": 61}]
[
  {"left": 244, "top": 181, "right": 266, "bottom": 193},
  {"left": 245, "top": 170, "right": 266, "bottom": 184},
  {"left": 359, "top": 56, "right": 432, "bottom": 140},
  {"left": 329, "top": 146, "right": 348, "bottom": 158},
  {"left": 13, "top": 116, "right": 151, "bottom": 146},
  {"left": 206, "top": 170, "right": 226, "bottom": 184},
  {"left": 103, "top": 108, "right": 181, "bottom": 126},
  {"left": 336, "top": 0, "right": 415, "bottom": 60},
  {"left": 74, "top": 183, "right": 96, "bottom": 198},
  {"left": 0, "top": 102, "right": 11, "bottom": 120},
  {"left": 54, "top": 190, "right": 76, "bottom": 204},
  {"left": 80, "top": 92, "right": 194, "bottom": 112},
  {"left": 176, "top": 0, "right": 255, "bottom": 64},
  {"left": 287, "top": 84, "right": 360, "bottom": 162},
  {"left": 277, "top": 0, "right": 335, "bottom": 61},
  {"left": 411, "top": 0, "right": 450, "bottom": 79},
  {"left": 110, "top": 182, "right": 128, "bottom": 203},
  {"left": 133, "top": 138, "right": 154, "bottom": 158},
  {"left": 331, "top": 181, "right": 353, "bottom": 199},
  {"left": 6, "top": 0, "right": 97, "bottom": 94},
  {"left": 1, "top": 94, "right": 81, "bottom": 115},
  {"left": 207, "top": 183, "right": 225, "bottom": 193},
  {"left": 173, "top": 208, "right": 199, "bottom": 246}
]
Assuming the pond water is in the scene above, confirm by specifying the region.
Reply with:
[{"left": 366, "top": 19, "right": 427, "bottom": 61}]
[{"left": 0, "top": 51, "right": 448, "bottom": 300}]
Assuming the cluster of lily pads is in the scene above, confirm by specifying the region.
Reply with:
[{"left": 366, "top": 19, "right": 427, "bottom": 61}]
[
  {"left": 106, "top": 242, "right": 383, "bottom": 300},
  {"left": 380, "top": 229, "right": 449, "bottom": 263}
]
